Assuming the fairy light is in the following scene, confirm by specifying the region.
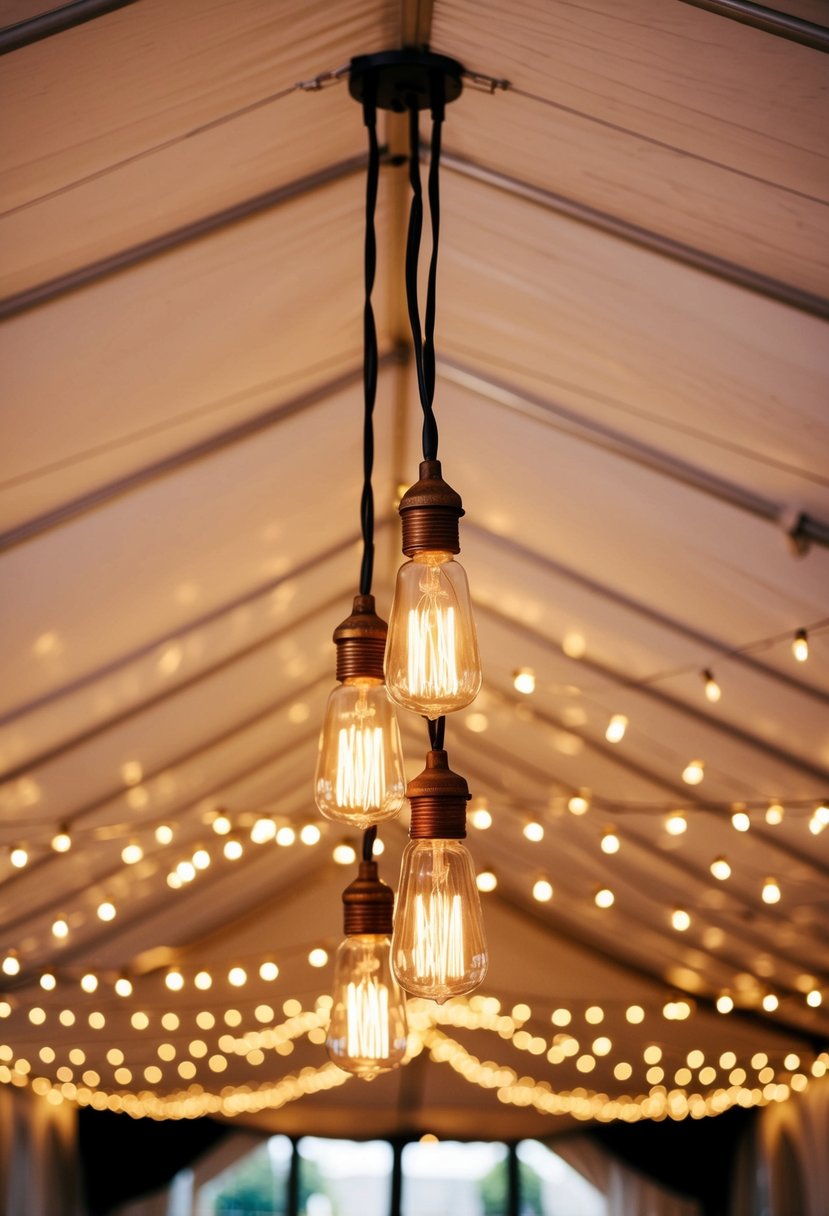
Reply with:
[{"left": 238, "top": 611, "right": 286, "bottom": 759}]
[
  {"left": 605, "top": 714, "right": 627, "bottom": 743},
  {"left": 762, "top": 994, "right": 779, "bottom": 1012},
  {"left": 806, "top": 990, "right": 822, "bottom": 1008},
  {"left": 682, "top": 760, "right": 704, "bottom": 786},
  {"left": 731, "top": 808, "right": 751, "bottom": 832},
  {"left": 10, "top": 846, "right": 28, "bottom": 869},
  {"left": 192, "top": 848, "right": 210, "bottom": 870},
  {"left": 532, "top": 878, "right": 553, "bottom": 902},
  {"left": 513, "top": 668, "right": 536, "bottom": 694},
  {"left": 671, "top": 909, "right": 691, "bottom": 931},
  {"left": 332, "top": 842, "right": 356, "bottom": 865},
  {"left": 194, "top": 971, "right": 212, "bottom": 991},
  {"left": 792, "top": 629, "right": 808, "bottom": 662},
  {"left": 228, "top": 967, "right": 247, "bottom": 988},
  {"left": 594, "top": 887, "right": 614, "bottom": 909},
  {"left": 40, "top": 973, "right": 56, "bottom": 991},
  {"left": 212, "top": 815, "right": 232, "bottom": 836},
  {"left": 165, "top": 970, "right": 184, "bottom": 992},
  {"left": 223, "top": 838, "right": 243, "bottom": 861},
  {"left": 762, "top": 877, "right": 781, "bottom": 905},
  {"left": 568, "top": 791, "right": 590, "bottom": 815},
  {"left": 468, "top": 798, "right": 492, "bottom": 829},
  {"left": 250, "top": 817, "right": 276, "bottom": 844},
  {"left": 275, "top": 826, "right": 296, "bottom": 847},
  {"left": 308, "top": 948, "right": 328, "bottom": 968},
  {"left": 765, "top": 801, "right": 784, "bottom": 825},
  {"left": 300, "top": 824, "right": 321, "bottom": 845},
  {"left": 155, "top": 825, "right": 174, "bottom": 845},
  {"left": 523, "top": 820, "right": 544, "bottom": 842},
  {"left": 121, "top": 842, "right": 143, "bottom": 865},
  {"left": 97, "top": 902, "right": 116, "bottom": 922},
  {"left": 600, "top": 827, "right": 620, "bottom": 855},
  {"left": 80, "top": 974, "right": 98, "bottom": 994},
  {"left": 259, "top": 962, "right": 279, "bottom": 982},
  {"left": 665, "top": 811, "right": 687, "bottom": 836},
  {"left": 710, "top": 857, "right": 732, "bottom": 880},
  {"left": 114, "top": 978, "right": 133, "bottom": 998},
  {"left": 51, "top": 918, "right": 69, "bottom": 939},
  {"left": 51, "top": 827, "right": 72, "bottom": 853},
  {"left": 2, "top": 953, "right": 20, "bottom": 976},
  {"left": 476, "top": 869, "right": 497, "bottom": 893},
  {"left": 701, "top": 670, "right": 721, "bottom": 703}
]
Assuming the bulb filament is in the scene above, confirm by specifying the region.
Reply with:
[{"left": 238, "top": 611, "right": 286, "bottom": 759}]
[
  {"left": 346, "top": 978, "right": 390, "bottom": 1060},
  {"left": 335, "top": 690, "right": 385, "bottom": 811},
  {"left": 407, "top": 562, "right": 460, "bottom": 701}
]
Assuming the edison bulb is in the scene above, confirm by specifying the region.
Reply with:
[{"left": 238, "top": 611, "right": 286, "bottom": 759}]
[
  {"left": 315, "top": 678, "right": 406, "bottom": 826},
  {"left": 385, "top": 552, "right": 482, "bottom": 719},
  {"left": 326, "top": 935, "right": 408, "bottom": 1080},
  {"left": 392, "top": 838, "right": 487, "bottom": 1002}
]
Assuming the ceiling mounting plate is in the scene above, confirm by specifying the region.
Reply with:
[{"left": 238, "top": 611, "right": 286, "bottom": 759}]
[{"left": 348, "top": 49, "right": 464, "bottom": 112}]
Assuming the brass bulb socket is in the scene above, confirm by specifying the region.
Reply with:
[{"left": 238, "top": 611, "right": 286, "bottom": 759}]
[
  {"left": 333, "top": 594, "right": 388, "bottom": 682},
  {"left": 407, "top": 749, "right": 470, "bottom": 839},
  {"left": 342, "top": 860, "right": 395, "bottom": 936},
  {"left": 399, "top": 460, "right": 463, "bottom": 556}
]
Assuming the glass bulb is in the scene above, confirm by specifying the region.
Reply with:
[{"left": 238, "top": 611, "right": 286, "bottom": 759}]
[
  {"left": 326, "top": 935, "right": 408, "bottom": 1080},
  {"left": 314, "top": 678, "right": 406, "bottom": 826},
  {"left": 392, "top": 838, "right": 488, "bottom": 1002},
  {"left": 385, "top": 552, "right": 482, "bottom": 719}
]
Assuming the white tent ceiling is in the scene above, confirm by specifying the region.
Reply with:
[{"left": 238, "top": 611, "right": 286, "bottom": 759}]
[{"left": 1, "top": 0, "right": 828, "bottom": 1140}]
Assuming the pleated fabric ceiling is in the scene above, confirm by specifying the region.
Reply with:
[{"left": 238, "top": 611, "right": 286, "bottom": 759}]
[{"left": 0, "top": 0, "right": 827, "bottom": 1138}]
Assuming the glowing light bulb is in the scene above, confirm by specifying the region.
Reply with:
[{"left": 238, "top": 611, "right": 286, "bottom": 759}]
[
  {"left": 716, "top": 994, "right": 734, "bottom": 1014},
  {"left": 601, "top": 827, "right": 620, "bottom": 854},
  {"left": 114, "top": 977, "right": 133, "bottom": 997},
  {"left": 155, "top": 824, "right": 174, "bottom": 845},
  {"left": 333, "top": 842, "right": 357, "bottom": 866},
  {"left": 121, "top": 841, "right": 143, "bottom": 865},
  {"left": 52, "top": 918, "right": 69, "bottom": 939},
  {"left": 523, "top": 820, "right": 544, "bottom": 842},
  {"left": 568, "top": 791, "right": 590, "bottom": 815},
  {"left": 211, "top": 815, "right": 231, "bottom": 836},
  {"left": 2, "top": 953, "right": 20, "bottom": 976},
  {"left": 223, "top": 838, "right": 243, "bottom": 861},
  {"left": 671, "top": 908, "right": 691, "bottom": 931},
  {"left": 765, "top": 801, "right": 784, "bottom": 825},
  {"left": 731, "top": 809, "right": 751, "bottom": 832},
  {"left": 594, "top": 887, "right": 614, "bottom": 908},
  {"left": 476, "top": 869, "right": 497, "bottom": 892},
  {"left": 701, "top": 670, "right": 721, "bottom": 702},
  {"left": 315, "top": 678, "right": 406, "bottom": 826},
  {"left": 327, "top": 935, "right": 408, "bottom": 1080},
  {"left": 682, "top": 760, "right": 704, "bottom": 785},
  {"left": 532, "top": 878, "right": 553, "bottom": 902},
  {"left": 385, "top": 552, "right": 481, "bottom": 719},
  {"left": 710, "top": 856, "right": 731, "bottom": 880},
  {"left": 665, "top": 811, "right": 687, "bottom": 836},
  {"left": 40, "top": 973, "right": 56, "bottom": 991},
  {"left": 762, "top": 877, "right": 781, "bottom": 904},
  {"left": 468, "top": 798, "right": 492, "bottom": 830},
  {"left": 605, "top": 714, "right": 627, "bottom": 743},
  {"left": 392, "top": 839, "right": 487, "bottom": 1001},
  {"left": 513, "top": 668, "right": 536, "bottom": 694},
  {"left": 51, "top": 827, "right": 72, "bottom": 853},
  {"left": 165, "top": 969, "right": 184, "bottom": 992},
  {"left": 10, "top": 846, "right": 28, "bottom": 869},
  {"left": 316, "top": 595, "right": 406, "bottom": 826},
  {"left": 792, "top": 629, "right": 808, "bottom": 662},
  {"left": 250, "top": 817, "right": 276, "bottom": 844}
]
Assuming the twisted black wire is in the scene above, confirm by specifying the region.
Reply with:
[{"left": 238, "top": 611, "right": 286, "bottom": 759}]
[
  {"left": 427, "top": 715, "right": 446, "bottom": 751},
  {"left": 362, "top": 824, "right": 377, "bottom": 862},
  {"left": 422, "top": 76, "right": 445, "bottom": 418},
  {"left": 359, "top": 91, "right": 380, "bottom": 596}
]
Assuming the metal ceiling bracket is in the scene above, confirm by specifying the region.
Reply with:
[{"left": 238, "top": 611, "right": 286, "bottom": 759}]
[{"left": 348, "top": 49, "right": 464, "bottom": 112}]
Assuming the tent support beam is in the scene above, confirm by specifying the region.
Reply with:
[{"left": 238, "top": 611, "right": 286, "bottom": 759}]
[
  {"left": 0, "top": 153, "right": 371, "bottom": 321},
  {"left": 678, "top": 0, "right": 829, "bottom": 54},
  {"left": 440, "top": 357, "right": 829, "bottom": 554},
  {"left": 467, "top": 523, "right": 829, "bottom": 707},
  {"left": 476, "top": 600, "right": 829, "bottom": 786},
  {"left": 439, "top": 151, "right": 829, "bottom": 322},
  {"left": 0, "top": 0, "right": 139, "bottom": 55}
]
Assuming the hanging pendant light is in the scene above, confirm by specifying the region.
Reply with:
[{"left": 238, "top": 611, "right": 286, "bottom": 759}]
[
  {"left": 392, "top": 725, "right": 488, "bottom": 1003},
  {"left": 315, "top": 595, "right": 406, "bottom": 826},
  {"left": 326, "top": 829, "right": 408, "bottom": 1079}
]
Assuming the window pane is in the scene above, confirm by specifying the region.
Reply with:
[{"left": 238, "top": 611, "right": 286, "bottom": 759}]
[
  {"left": 516, "top": 1141, "right": 606, "bottom": 1216},
  {"left": 197, "top": 1134, "right": 292, "bottom": 1214},
  {"left": 298, "top": 1137, "right": 393, "bottom": 1216},
  {"left": 401, "top": 1141, "right": 508, "bottom": 1216}
]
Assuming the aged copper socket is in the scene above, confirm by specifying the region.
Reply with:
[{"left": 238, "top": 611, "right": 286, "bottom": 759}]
[
  {"left": 399, "top": 460, "right": 464, "bottom": 556},
  {"left": 333, "top": 593, "right": 388, "bottom": 682},
  {"left": 342, "top": 859, "right": 395, "bottom": 935},
  {"left": 407, "top": 749, "right": 470, "bottom": 839}
]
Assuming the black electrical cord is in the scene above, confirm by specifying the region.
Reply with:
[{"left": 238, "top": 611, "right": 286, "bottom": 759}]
[
  {"left": 426, "top": 716, "right": 446, "bottom": 752},
  {"left": 362, "top": 824, "right": 378, "bottom": 862},
  {"left": 359, "top": 90, "right": 380, "bottom": 597},
  {"left": 404, "top": 98, "right": 444, "bottom": 462}
]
